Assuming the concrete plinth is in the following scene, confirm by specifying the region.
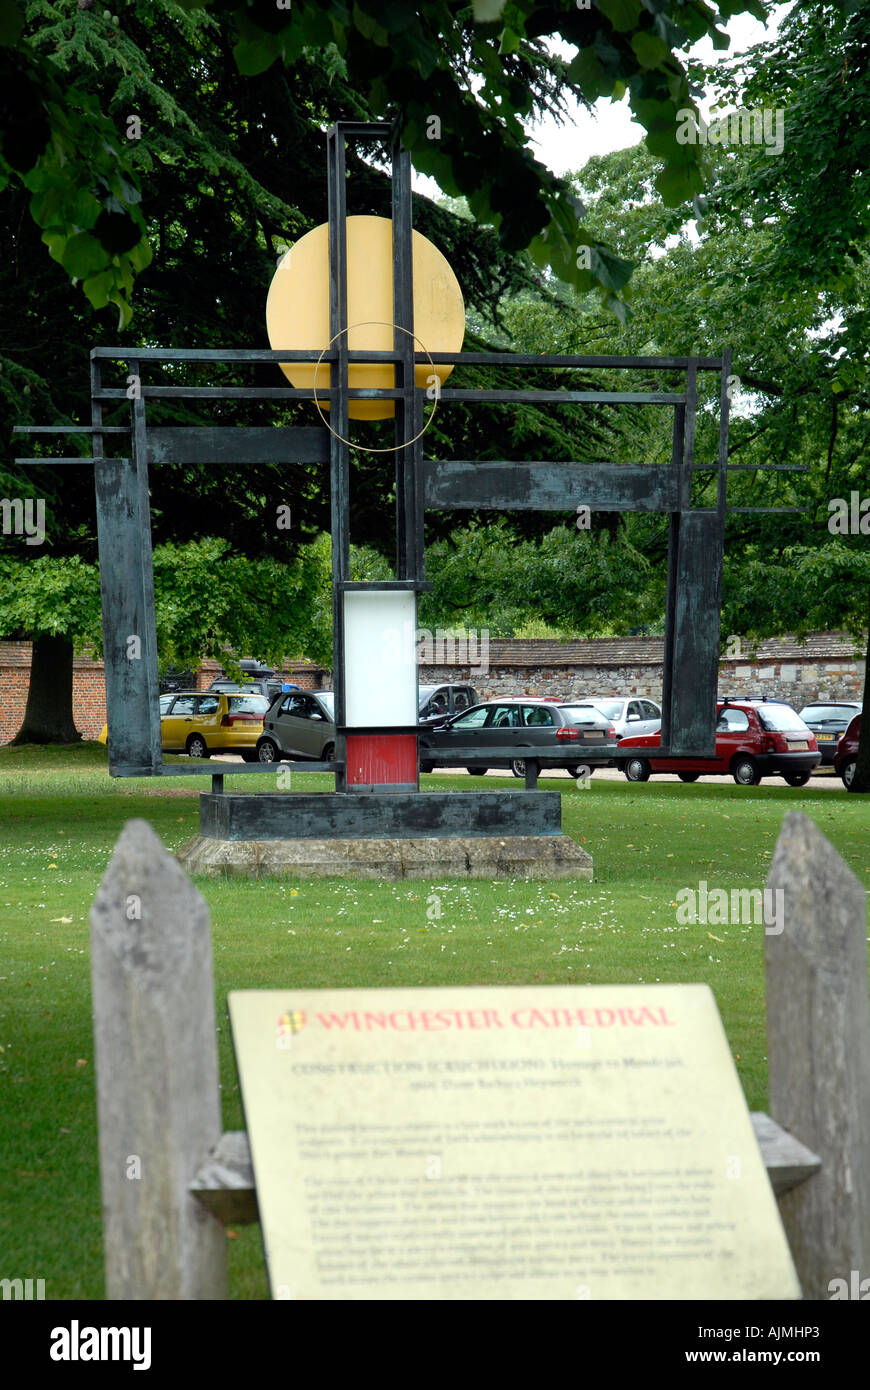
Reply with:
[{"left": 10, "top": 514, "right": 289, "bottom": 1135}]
[
  {"left": 175, "top": 833, "right": 593, "bottom": 880},
  {"left": 198, "top": 789, "right": 561, "bottom": 840}
]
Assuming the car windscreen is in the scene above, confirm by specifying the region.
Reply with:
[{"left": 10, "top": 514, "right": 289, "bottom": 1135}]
[
  {"left": 799, "top": 705, "right": 859, "bottom": 722},
  {"left": 578, "top": 700, "right": 622, "bottom": 720},
  {"left": 559, "top": 706, "right": 606, "bottom": 726},
  {"left": 755, "top": 705, "right": 810, "bottom": 733},
  {"left": 316, "top": 693, "right": 334, "bottom": 719},
  {"left": 228, "top": 696, "right": 269, "bottom": 714}
]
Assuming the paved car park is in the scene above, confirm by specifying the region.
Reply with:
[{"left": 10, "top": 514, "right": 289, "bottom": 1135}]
[
  {"left": 421, "top": 764, "right": 846, "bottom": 788},
  {"left": 208, "top": 751, "right": 847, "bottom": 789}
]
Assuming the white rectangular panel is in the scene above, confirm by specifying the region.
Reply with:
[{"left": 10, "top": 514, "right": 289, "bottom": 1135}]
[{"left": 343, "top": 589, "right": 418, "bottom": 726}]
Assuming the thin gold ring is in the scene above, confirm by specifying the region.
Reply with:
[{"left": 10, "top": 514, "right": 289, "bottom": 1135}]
[{"left": 311, "top": 321, "right": 440, "bottom": 454}]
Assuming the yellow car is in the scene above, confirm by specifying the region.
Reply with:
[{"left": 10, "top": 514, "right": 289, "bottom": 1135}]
[
  {"left": 97, "top": 694, "right": 174, "bottom": 747},
  {"left": 99, "top": 691, "right": 270, "bottom": 760}
]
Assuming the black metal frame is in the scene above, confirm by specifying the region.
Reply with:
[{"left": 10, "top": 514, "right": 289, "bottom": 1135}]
[{"left": 14, "top": 121, "right": 808, "bottom": 803}]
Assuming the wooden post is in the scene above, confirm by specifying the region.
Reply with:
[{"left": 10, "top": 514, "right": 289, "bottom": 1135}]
[
  {"left": 90, "top": 819, "right": 227, "bottom": 1298},
  {"left": 765, "top": 811, "right": 870, "bottom": 1299}
]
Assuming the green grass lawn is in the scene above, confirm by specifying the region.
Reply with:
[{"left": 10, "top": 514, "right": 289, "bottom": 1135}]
[{"left": 1, "top": 742, "right": 867, "bottom": 1298}]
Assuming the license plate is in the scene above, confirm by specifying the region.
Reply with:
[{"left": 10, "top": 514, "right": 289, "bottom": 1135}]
[
  {"left": 582, "top": 731, "right": 606, "bottom": 740},
  {"left": 788, "top": 741, "right": 808, "bottom": 750},
  {"left": 816, "top": 734, "right": 834, "bottom": 742}
]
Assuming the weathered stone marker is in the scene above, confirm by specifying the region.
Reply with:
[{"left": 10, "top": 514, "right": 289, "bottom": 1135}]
[
  {"left": 765, "top": 811, "right": 870, "bottom": 1300},
  {"left": 90, "top": 819, "right": 227, "bottom": 1298}
]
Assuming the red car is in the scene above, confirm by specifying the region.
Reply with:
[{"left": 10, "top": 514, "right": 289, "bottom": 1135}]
[
  {"left": 618, "top": 698, "right": 820, "bottom": 787},
  {"left": 835, "top": 713, "right": 861, "bottom": 791}
]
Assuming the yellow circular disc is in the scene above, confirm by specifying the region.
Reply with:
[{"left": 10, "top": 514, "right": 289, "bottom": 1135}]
[{"left": 266, "top": 215, "right": 465, "bottom": 421}]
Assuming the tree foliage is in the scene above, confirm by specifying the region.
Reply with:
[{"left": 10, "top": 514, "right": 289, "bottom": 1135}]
[{"left": 1, "top": 0, "right": 769, "bottom": 318}]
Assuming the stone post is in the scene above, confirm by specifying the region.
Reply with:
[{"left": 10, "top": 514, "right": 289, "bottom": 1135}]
[
  {"left": 765, "top": 811, "right": 870, "bottom": 1299},
  {"left": 90, "top": 819, "right": 227, "bottom": 1298}
]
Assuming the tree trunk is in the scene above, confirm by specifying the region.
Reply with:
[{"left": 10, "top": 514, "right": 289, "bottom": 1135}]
[
  {"left": 852, "top": 590, "right": 870, "bottom": 792},
  {"left": 10, "top": 634, "right": 82, "bottom": 745}
]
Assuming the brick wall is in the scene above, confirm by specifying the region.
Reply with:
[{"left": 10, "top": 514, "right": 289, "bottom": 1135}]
[
  {"left": 0, "top": 644, "right": 35, "bottom": 743},
  {"left": 1, "top": 634, "right": 864, "bottom": 743}
]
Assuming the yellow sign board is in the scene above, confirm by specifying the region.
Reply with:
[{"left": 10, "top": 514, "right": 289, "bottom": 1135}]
[
  {"left": 265, "top": 215, "right": 465, "bottom": 420},
  {"left": 229, "top": 984, "right": 800, "bottom": 1300}
]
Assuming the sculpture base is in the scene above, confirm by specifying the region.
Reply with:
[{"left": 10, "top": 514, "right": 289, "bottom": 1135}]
[
  {"left": 197, "top": 789, "right": 561, "bottom": 840},
  {"left": 175, "top": 833, "right": 593, "bottom": 880}
]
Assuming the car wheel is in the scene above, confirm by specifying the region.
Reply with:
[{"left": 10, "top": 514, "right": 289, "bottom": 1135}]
[
  {"left": 322, "top": 743, "right": 335, "bottom": 763},
  {"left": 731, "top": 755, "right": 761, "bottom": 786},
  {"left": 678, "top": 772, "right": 700, "bottom": 783},
  {"left": 625, "top": 757, "right": 651, "bottom": 782},
  {"left": 511, "top": 759, "right": 526, "bottom": 778},
  {"left": 566, "top": 763, "right": 593, "bottom": 779},
  {"left": 186, "top": 734, "right": 209, "bottom": 759},
  {"left": 842, "top": 759, "right": 857, "bottom": 791},
  {"left": 783, "top": 771, "right": 811, "bottom": 787},
  {"left": 467, "top": 768, "right": 488, "bottom": 776},
  {"left": 257, "top": 737, "right": 280, "bottom": 763}
]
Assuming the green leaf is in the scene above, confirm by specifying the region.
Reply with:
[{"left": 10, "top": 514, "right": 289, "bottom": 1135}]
[
  {"left": 499, "top": 26, "right": 520, "bottom": 55},
  {"left": 590, "top": 245, "right": 635, "bottom": 292},
  {"left": 631, "top": 32, "right": 671, "bottom": 69},
  {"left": 378, "top": 2, "right": 419, "bottom": 34},
  {"left": 351, "top": 3, "right": 390, "bottom": 43},
  {"left": 566, "top": 48, "right": 608, "bottom": 99},
  {"left": 472, "top": 0, "right": 508, "bottom": 22},
  {"left": 71, "top": 187, "right": 102, "bottom": 229},
  {"left": 29, "top": 183, "right": 67, "bottom": 228},
  {"left": 42, "top": 228, "right": 67, "bottom": 262},
  {"left": 604, "top": 293, "right": 629, "bottom": 325},
  {"left": 598, "top": 0, "right": 642, "bottom": 34},
  {"left": 82, "top": 269, "right": 115, "bottom": 311},
  {"left": 60, "top": 231, "right": 108, "bottom": 279},
  {"left": 655, "top": 159, "right": 704, "bottom": 207},
  {"left": 126, "top": 237, "right": 153, "bottom": 274},
  {"left": 111, "top": 291, "right": 134, "bottom": 331},
  {"left": 233, "top": 37, "right": 281, "bottom": 77}
]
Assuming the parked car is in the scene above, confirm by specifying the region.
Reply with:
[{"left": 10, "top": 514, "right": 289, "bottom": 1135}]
[
  {"left": 797, "top": 702, "right": 862, "bottom": 765},
  {"left": 98, "top": 693, "right": 174, "bottom": 746},
  {"left": 418, "top": 683, "right": 478, "bottom": 725},
  {"left": 418, "top": 698, "right": 618, "bottom": 776},
  {"left": 618, "top": 698, "right": 820, "bottom": 786},
  {"left": 509, "top": 703, "right": 617, "bottom": 778},
  {"left": 258, "top": 690, "right": 335, "bottom": 763},
  {"left": 161, "top": 690, "right": 270, "bottom": 759},
  {"left": 570, "top": 696, "right": 661, "bottom": 741},
  {"left": 834, "top": 713, "right": 861, "bottom": 791}
]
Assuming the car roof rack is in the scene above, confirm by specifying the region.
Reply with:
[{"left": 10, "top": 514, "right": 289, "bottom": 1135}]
[{"left": 719, "top": 694, "right": 787, "bottom": 704}]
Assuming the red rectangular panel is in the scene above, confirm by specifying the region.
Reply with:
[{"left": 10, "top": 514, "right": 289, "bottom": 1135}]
[{"left": 346, "top": 735, "right": 418, "bottom": 785}]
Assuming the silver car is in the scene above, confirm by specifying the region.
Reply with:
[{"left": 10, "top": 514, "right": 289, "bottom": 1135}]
[
  {"left": 258, "top": 690, "right": 335, "bottom": 763},
  {"left": 569, "top": 697, "right": 661, "bottom": 742}
]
